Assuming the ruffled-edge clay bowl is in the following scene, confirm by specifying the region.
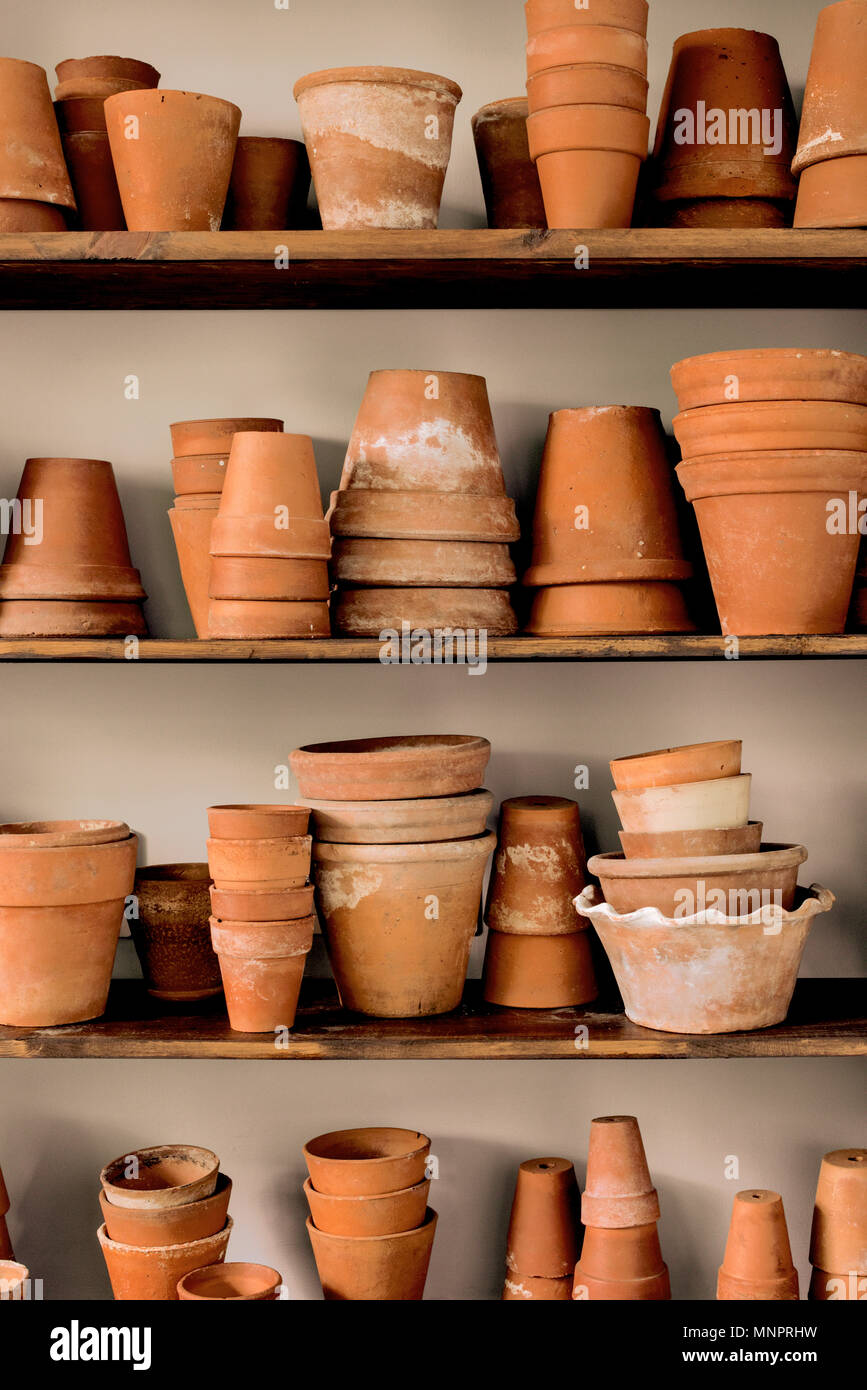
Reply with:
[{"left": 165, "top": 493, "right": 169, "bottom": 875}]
[
  {"left": 177, "top": 1261, "right": 282, "bottom": 1300},
  {"left": 301, "top": 789, "right": 493, "bottom": 843},
  {"left": 290, "top": 735, "right": 491, "bottom": 801},
  {"left": 303, "top": 1128, "right": 431, "bottom": 1197},
  {"left": 100, "top": 1144, "right": 219, "bottom": 1210}
]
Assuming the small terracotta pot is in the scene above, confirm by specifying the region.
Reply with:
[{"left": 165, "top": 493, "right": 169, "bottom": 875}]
[
  {"left": 717, "top": 1190, "right": 799, "bottom": 1300},
  {"left": 178, "top": 1261, "right": 282, "bottom": 1301},
  {"left": 505, "top": 1158, "right": 580, "bottom": 1279},
  {"left": 525, "top": 582, "right": 694, "bottom": 635},
  {"left": 671, "top": 348, "right": 867, "bottom": 411},
  {"left": 100, "top": 1145, "right": 219, "bottom": 1210},
  {"left": 809, "top": 1148, "right": 867, "bottom": 1273},
  {"left": 574, "top": 1224, "right": 670, "bottom": 1300},
  {"left": 55, "top": 56, "right": 159, "bottom": 97},
  {"left": 527, "top": 64, "right": 648, "bottom": 115},
  {"left": 0, "top": 199, "right": 67, "bottom": 230},
  {"left": 304, "top": 1176, "right": 430, "bottom": 1237},
  {"left": 59, "top": 130, "right": 125, "bottom": 229},
  {"left": 0, "top": 819, "right": 129, "bottom": 848},
  {"left": 306, "top": 1209, "right": 437, "bottom": 1300},
  {"left": 0, "top": 59, "right": 76, "bottom": 209},
  {"left": 793, "top": 154, "right": 867, "bottom": 229},
  {"left": 526, "top": 26, "right": 648, "bottom": 76},
  {"left": 210, "top": 916, "right": 314, "bottom": 1032},
  {"left": 209, "top": 555, "right": 330, "bottom": 602},
  {"left": 171, "top": 453, "right": 228, "bottom": 496},
  {"left": 304, "top": 1128, "right": 431, "bottom": 1197},
  {"left": 611, "top": 774, "right": 752, "bottom": 833},
  {"left": 210, "top": 882, "right": 314, "bottom": 923},
  {"left": 171, "top": 418, "right": 284, "bottom": 458},
  {"left": 0, "top": 1261, "right": 29, "bottom": 1299},
  {"left": 98, "top": 1219, "right": 231, "bottom": 1301},
  {"left": 611, "top": 740, "right": 742, "bottom": 791},
  {"left": 486, "top": 796, "right": 587, "bottom": 935},
  {"left": 528, "top": 105, "right": 649, "bottom": 229},
  {"left": 131, "top": 864, "right": 221, "bottom": 1001},
  {"left": 169, "top": 500, "right": 220, "bottom": 637},
  {"left": 329, "top": 488, "right": 520, "bottom": 543},
  {"left": 590, "top": 844, "right": 806, "bottom": 918},
  {"left": 673, "top": 400, "right": 867, "bottom": 457},
  {"left": 207, "top": 598, "right": 331, "bottom": 639},
  {"left": 104, "top": 89, "right": 241, "bottom": 230},
  {"left": 222, "top": 136, "right": 311, "bottom": 230},
  {"left": 210, "top": 513, "right": 332, "bottom": 560},
  {"left": 330, "top": 538, "right": 516, "bottom": 589},
  {"left": 793, "top": 0, "right": 867, "bottom": 172},
  {"left": 482, "top": 930, "right": 598, "bottom": 1008},
  {"left": 99, "top": 1174, "right": 232, "bottom": 1248},
  {"left": 220, "top": 432, "right": 324, "bottom": 522},
  {"left": 208, "top": 805, "right": 310, "bottom": 839},
  {"left": 206, "top": 835, "right": 312, "bottom": 890},
  {"left": 581, "top": 1115, "right": 660, "bottom": 1229},
  {"left": 294, "top": 67, "right": 461, "bottom": 229},
  {"left": 619, "top": 823, "right": 763, "bottom": 860},
  {"left": 291, "top": 734, "right": 491, "bottom": 801},
  {"left": 302, "top": 789, "right": 493, "bottom": 845},
  {"left": 332, "top": 587, "right": 518, "bottom": 637},
  {"left": 471, "top": 98, "right": 545, "bottom": 229},
  {"left": 656, "top": 197, "right": 790, "bottom": 228},
  {"left": 503, "top": 1271, "right": 573, "bottom": 1300},
  {"left": 524, "top": 0, "right": 649, "bottom": 37}
]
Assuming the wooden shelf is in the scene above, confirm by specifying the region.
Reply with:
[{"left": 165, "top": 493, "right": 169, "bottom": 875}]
[
  {"left": 0, "top": 979, "right": 861, "bottom": 1059},
  {"left": 0, "top": 229, "right": 863, "bottom": 309}
]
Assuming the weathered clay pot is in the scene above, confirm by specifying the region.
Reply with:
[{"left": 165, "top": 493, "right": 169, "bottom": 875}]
[
  {"left": 0, "top": 819, "right": 129, "bottom": 848},
  {"left": 505, "top": 1158, "right": 580, "bottom": 1278},
  {"left": 526, "top": 26, "right": 648, "bottom": 76},
  {"left": 223, "top": 136, "right": 310, "bottom": 230},
  {"left": 673, "top": 400, "right": 867, "bottom": 457},
  {"left": 717, "top": 1190, "right": 799, "bottom": 1300},
  {"left": 304, "top": 1176, "right": 430, "bottom": 1237},
  {"left": 54, "top": 56, "right": 159, "bottom": 98},
  {"left": 0, "top": 599, "right": 147, "bottom": 638},
  {"left": 611, "top": 774, "right": 752, "bottom": 832},
  {"left": 0, "top": 1261, "right": 29, "bottom": 1299},
  {"left": 171, "top": 453, "right": 228, "bottom": 496},
  {"left": 313, "top": 834, "right": 495, "bottom": 1017},
  {"left": 527, "top": 64, "right": 648, "bottom": 115},
  {"left": 328, "top": 488, "right": 520, "bottom": 543},
  {"left": 671, "top": 348, "right": 867, "bottom": 411},
  {"left": 99, "top": 1173, "right": 232, "bottom": 1248},
  {"left": 220, "top": 432, "right": 324, "bottom": 523},
  {"left": 471, "top": 98, "right": 545, "bottom": 228},
  {"left": 209, "top": 555, "right": 330, "bottom": 602},
  {"left": 482, "top": 929, "right": 598, "bottom": 1007},
  {"left": 581, "top": 1115, "right": 660, "bottom": 1229},
  {"left": 57, "top": 127, "right": 125, "bottom": 230},
  {"left": 330, "top": 538, "right": 516, "bottom": 588},
  {"left": 210, "top": 882, "right": 314, "bottom": 923},
  {"left": 619, "top": 823, "right": 763, "bottom": 860},
  {"left": 810, "top": 1148, "right": 867, "bottom": 1273},
  {"left": 306, "top": 1209, "right": 437, "bottom": 1300},
  {"left": 503, "top": 1272, "right": 573, "bottom": 1300},
  {"left": 794, "top": 154, "right": 867, "bottom": 229},
  {"left": 131, "top": 864, "right": 221, "bottom": 1001},
  {"left": 525, "top": 581, "right": 694, "bottom": 635},
  {"left": 177, "top": 1261, "right": 282, "bottom": 1300},
  {"left": 486, "top": 796, "right": 587, "bottom": 935},
  {"left": 206, "top": 835, "right": 312, "bottom": 890},
  {"left": 208, "top": 805, "right": 310, "bottom": 839},
  {"left": 207, "top": 598, "right": 331, "bottom": 638},
  {"left": 656, "top": 197, "right": 789, "bottom": 228},
  {"left": 574, "top": 1223, "right": 670, "bottom": 1300},
  {"left": 294, "top": 67, "right": 461, "bottom": 229},
  {"left": 527, "top": 105, "right": 649, "bottom": 228},
  {"left": 98, "top": 1219, "right": 231, "bottom": 1301},
  {"left": 611, "top": 740, "right": 742, "bottom": 791},
  {"left": 100, "top": 1145, "right": 219, "bottom": 1210},
  {"left": 210, "top": 916, "right": 314, "bottom": 1032},
  {"left": 104, "top": 89, "right": 241, "bottom": 230},
  {"left": 0, "top": 199, "right": 67, "bottom": 230},
  {"left": 332, "top": 587, "right": 518, "bottom": 636},
  {"left": 0, "top": 59, "right": 76, "bottom": 209},
  {"left": 302, "top": 789, "right": 493, "bottom": 845},
  {"left": 304, "top": 1129, "right": 431, "bottom": 1198},
  {"left": 589, "top": 844, "right": 806, "bottom": 918},
  {"left": 291, "top": 734, "right": 491, "bottom": 801},
  {"left": 169, "top": 499, "right": 220, "bottom": 637},
  {"left": 523, "top": 407, "right": 690, "bottom": 586},
  {"left": 792, "top": 0, "right": 867, "bottom": 173},
  {"left": 525, "top": 0, "right": 649, "bottom": 37},
  {"left": 171, "top": 418, "right": 284, "bottom": 457}
]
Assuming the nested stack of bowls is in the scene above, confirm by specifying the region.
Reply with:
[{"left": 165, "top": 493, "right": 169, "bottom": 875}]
[
  {"left": 291, "top": 734, "right": 496, "bottom": 1017},
  {"left": 793, "top": 0, "right": 867, "bottom": 229},
  {"left": 207, "top": 804, "right": 315, "bottom": 1032},
  {"left": 303, "top": 1127, "right": 436, "bottom": 1300},
  {"left": 97, "top": 1144, "right": 232, "bottom": 1300},
  {"left": 808, "top": 1147, "right": 867, "bottom": 1300},
  {"left": 168, "top": 416, "right": 284, "bottom": 637},
  {"left": 671, "top": 348, "right": 867, "bottom": 635},
  {"left": 0, "top": 58, "right": 75, "bottom": 230},
  {"left": 524, "top": 0, "right": 650, "bottom": 228},
  {"left": 328, "top": 371, "right": 519, "bottom": 636}
]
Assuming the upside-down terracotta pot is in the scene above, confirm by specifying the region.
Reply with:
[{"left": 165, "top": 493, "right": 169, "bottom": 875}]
[
  {"left": 0, "top": 1261, "right": 29, "bottom": 1299},
  {"left": 526, "top": 26, "right": 648, "bottom": 76},
  {"left": 206, "top": 834, "right": 312, "bottom": 890},
  {"left": 589, "top": 844, "right": 807, "bottom": 918},
  {"left": 573, "top": 1223, "right": 671, "bottom": 1300},
  {"left": 505, "top": 1158, "right": 580, "bottom": 1278},
  {"left": 171, "top": 453, "right": 228, "bottom": 496},
  {"left": 292, "top": 734, "right": 491, "bottom": 801},
  {"left": 302, "top": 789, "right": 493, "bottom": 845},
  {"left": 482, "top": 929, "right": 598, "bottom": 1008},
  {"left": 207, "top": 598, "right": 331, "bottom": 638},
  {"left": 471, "top": 99, "right": 545, "bottom": 229},
  {"left": 304, "top": 1177, "right": 430, "bottom": 1238},
  {"left": 676, "top": 450, "right": 867, "bottom": 635},
  {"left": 673, "top": 400, "right": 867, "bottom": 457},
  {"left": 0, "top": 59, "right": 76, "bottom": 210},
  {"left": 169, "top": 498, "right": 220, "bottom": 637},
  {"left": 486, "top": 796, "right": 587, "bottom": 935},
  {"left": 0, "top": 199, "right": 67, "bottom": 230},
  {"left": 527, "top": 64, "right": 648, "bottom": 116},
  {"left": 100, "top": 1145, "right": 219, "bottom": 1210},
  {"left": 98, "top": 1219, "right": 231, "bottom": 1301},
  {"left": 581, "top": 1115, "right": 660, "bottom": 1229},
  {"left": 208, "top": 804, "right": 310, "bottom": 839},
  {"left": 303, "top": 1128, "right": 432, "bottom": 1197},
  {"left": 104, "top": 89, "right": 241, "bottom": 230},
  {"left": 524, "top": 0, "right": 649, "bottom": 37},
  {"left": 210, "top": 883, "right": 314, "bottom": 923},
  {"left": 611, "top": 774, "right": 752, "bottom": 833},
  {"left": 177, "top": 1261, "right": 282, "bottom": 1300},
  {"left": 329, "top": 488, "right": 520, "bottom": 543},
  {"left": 54, "top": 56, "right": 159, "bottom": 99},
  {"left": 810, "top": 1148, "right": 867, "bottom": 1273},
  {"left": 222, "top": 137, "right": 311, "bottom": 230},
  {"left": 210, "top": 514, "right": 331, "bottom": 561},
  {"left": 332, "top": 587, "right": 518, "bottom": 636},
  {"left": 171, "top": 418, "right": 284, "bottom": 457},
  {"left": 619, "top": 822, "right": 763, "bottom": 860},
  {"left": 503, "top": 1272, "right": 574, "bottom": 1300},
  {"left": 210, "top": 916, "right": 314, "bottom": 1032},
  {"left": 527, "top": 105, "right": 650, "bottom": 228},
  {"left": 523, "top": 407, "right": 690, "bottom": 586},
  {"left": 131, "top": 864, "right": 221, "bottom": 1001},
  {"left": 219, "top": 432, "right": 325, "bottom": 523},
  {"left": 307, "top": 1209, "right": 437, "bottom": 1300},
  {"left": 671, "top": 348, "right": 867, "bottom": 410},
  {"left": 794, "top": 154, "right": 867, "bottom": 229},
  {"left": 209, "top": 555, "right": 330, "bottom": 601},
  {"left": 792, "top": 0, "right": 867, "bottom": 174},
  {"left": 294, "top": 67, "right": 461, "bottom": 229},
  {"left": 717, "top": 1190, "right": 799, "bottom": 1300},
  {"left": 525, "top": 582, "right": 694, "bottom": 635},
  {"left": 611, "top": 740, "right": 742, "bottom": 791},
  {"left": 330, "top": 538, "right": 516, "bottom": 588},
  {"left": 655, "top": 197, "right": 790, "bottom": 228},
  {"left": 313, "top": 833, "right": 495, "bottom": 1017},
  {"left": 99, "top": 1173, "right": 232, "bottom": 1248}
]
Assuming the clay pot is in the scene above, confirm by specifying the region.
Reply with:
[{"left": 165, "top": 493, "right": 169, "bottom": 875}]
[
  {"left": 206, "top": 835, "right": 312, "bottom": 890},
  {"left": 611, "top": 740, "right": 742, "bottom": 791},
  {"left": 589, "top": 844, "right": 806, "bottom": 918},
  {"left": 210, "top": 882, "right": 314, "bottom": 923},
  {"left": 220, "top": 432, "right": 324, "bottom": 523},
  {"left": 0, "top": 199, "right": 67, "bottom": 230},
  {"left": 306, "top": 1209, "right": 437, "bottom": 1300},
  {"left": 503, "top": 1272, "right": 573, "bottom": 1300},
  {"left": 651, "top": 30, "right": 797, "bottom": 201},
  {"left": 210, "top": 916, "right": 314, "bottom": 1032},
  {"left": 98, "top": 1219, "right": 231, "bottom": 1301},
  {"left": 674, "top": 401, "right": 867, "bottom": 457},
  {"left": 0, "top": 819, "right": 129, "bottom": 848},
  {"left": 222, "top": 137, "right": 311, "bottom": 230},
  {"left": 576, "top": 883, "right": 834, "bottom": 1034},
  {"left": 523, "top": 407, "right": 690, "bottom": 586},
  {"left": 656, "top": 198, "right": 789, "bottom": 228},
  {"left": 471, "top": 98, "right": 545, "bottom": 229},
  {"left": 581, "top": 1115, "right": 660, "bottom": 1228},
  {"left": 793, "top": 1, "right": 867, "bottom": 172},
  {"left": 169, "top": 499, "right": 220, "bottom": 637},
  {"left": 671, "top": 348, "right": 867, "bottom": 411},
  {"left": 0, "top": 1261, "right": 29, "bottom": 1299},
  {"left": 332, "top": 588, "right": 518, "bottom": 637},
  {"left": 486, "top": 796, "right": 587, "bottom": 935},
  {"left": 527, "top": 105, "right": 650, "bottom": 229},
  {"left": 810, "top": 1148, "right": 867, "bottom": 1273},
  {"left": 208, "top": 598, "right": 330, "bottom": 638},
  {"left": 525, "top": 582, "right": 694, "bottom": 635},
  {"left": 574, "top": 1223, "right": 670, "bottom": 1300},
  {"left": 0, "top": 59, "right": 76, "bottom": 209},
  {"left": 209, "top": 555, "right": 330, "bottom": 602},
  {"left": 302, "top": 789, "right": 493, "bottom": 845},
  {"left": 527, "top": 64, "right": 648, "bottom": 116},
  {"left": 304, "top": 1129, "right": 431, "bottom": 1198},
  {"left": 329, "top": 488, "right": 520, "bottom": 543},
  {"left": 304, "top": 1177, "right": 430, "bottom": 1237},
  {"left": 525, "top": 0, "right": 649, "bottom": 37},
  {"left": 505, "top": 1158, "right": 580, "bottom": 1278},
  {"left": 291, "top": 734, "right": 491, "bottom": 801},
  {"left": 100, "top": 1145, "right": 219, "bottom": 1210},
  {"left": 58, "top": 130, "right": 125, "bottom": 230},
  {"left": 177, "top": 1261, "right": 282, "bottom": 1300},
  {"left": 99, "top": 1173, "right": 232, "bottom": 1248},
  {"left": 0, "top": 599, "right": 147, "bottom": 638},
  {"left": 331, "top": 538, "right": 516, "bottom": 588},
  {"left": 526, "top": 27, "right": 648, "bottom": 76},
  {"left": 482, "top": 929, "right": 598, "bottom": 1008},
  {"left": 676, "top": 450, "right": 867, "bottom": 635},
  {"left": 794, "top": 154, "right": 867, "bottom": 229},
  {"left": 208, "top": 805, "right": 310, "bottom": 839},
  {"left": 619, "top": 823, "right": 763, "bottom": 860},
  {"left": 717, "top": 1190, "right": 799, "bottom": 1300},
  {"left": 294, "top": 67, "right": 462, "bottom": 229},
  {"left": 55, "top": 56, "right": 159, "bottom": 98},
  {"left": 104, "top": 90, "right": 241, "bottom": 231},
  {"left": 612, "top": 774, "right": 752, "bottom": 832},
  {"left": 313, "top": 833, "right": 495, "bottom": 1017},
  {"left": 131, "top": 864, "right": 221, "bottom": 1001},
  {"left": 171, "top": 418, "right": 284, "bottom": 457},
  {"left": 171, "top": 453, "right": 228, "bottom": 496}
]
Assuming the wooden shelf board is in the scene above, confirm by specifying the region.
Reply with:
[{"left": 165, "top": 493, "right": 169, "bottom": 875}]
[{"left": 0, "top": 979, "right": 862, "bottom": 1060}]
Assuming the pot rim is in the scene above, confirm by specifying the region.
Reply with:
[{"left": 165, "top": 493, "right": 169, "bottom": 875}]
[
  {"left": 134, "top": 862, "right": 211, "bottom": 883},
  {"left": 471, "top": 97, "right": 529, "bottom": 124},
  {"left": 302, "top": 1175, "right": 430, "bottom": 1204},
  {"left": 0, "top": 819, "right": 130, "bottom": 846},
  {"left": 304, "top": 1126, "right": 431, "bottom": 1167},
  {"left": 313, "top": 830, "right": 496, "bottom": 863},
  {"left": 103, "top": 89, "right": 242, "bottom": 120},
  {"left": 302, "top": 788, "right": 494, "bottom": 814},
  {"left": 588, "top": 842, "right": 807, "bottom": 877},
  {"left": 304, "top": 1208, "right": 437, "bottom": 1243},
  {"left": 100, "top": 1144, "right": 219, "bottom": 1206},
  {"left": 96, "top": 1215, "right": 232, "bottom": 1254},
  {"left": 610, "top": 739, "right": 741, "bottom": 775},
  {"left": 294, "top": 733, "right": 490, "bottom": 762},
  {"left": 293, "top": 66, "right": 462, "bottom": 101},
  {"left": 99, "top": 1172, "right": 233, "bottom": 1220},
  {"left": 577, "top": 880, "right": 832, "bottom": 928},
  {"left": 527, "top": 104, "right": 649, "bottom": 159},
  {"left": 176, "top": 1260, "right": 282, "bottom": 1300},
  {"left": 675, "top": 400, "right": 867, "bottom": 424},
  {"left": 206, "top": 833, "right": 312, "bottom": 851}
]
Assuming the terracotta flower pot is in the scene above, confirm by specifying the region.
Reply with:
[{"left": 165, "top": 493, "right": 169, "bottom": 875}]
[
  {"left": 328, "top": 488, "right": 520, "bottom": 543},
  {"left": 619, "top": 822, "right": 763, "bottom": 860},
  {"left": 0, "top": 599, "right": 147, "bottom": 638},
  {"left": 171, "top": 453, "right": 228, "bottom": 496},
  {"left": 313, "top": 834, "right": 495, "bottom": 1017},
  {"left": 581, "top": 1115, "right": 660, "bottom": 1229},
  {"left": 206, "top": 835, "right": 312, "bottom": 890},
  {"left": 589, "top": 844, "right": 805, "bottom": 918},
  {"left": 526, "top": 27, "right": 648, "bottom": 76},
  {"left": 577, "top": 883, "right": 835, "bottom": 1033},
  {"left": 302, "top": 788, "right": 493, "bottom": 845},
  {"left": 793, "top": 0, "right": 867, "bottom": 173},
  {"left": 209, "top": 555, "right": 330, "bottom": 602},
  {"left": 0, "top": 199, "right": 67, "bottom": 230},
  {"left": 794, "top": 154, "right": 867, "bottom": 229},
  {"left": 207, "top": 598, "right": 330, "bottom": 638},
  {"left": 503, "top": 1272, "right": 573, "bottom": 1300},
  {"left": 0, "top": 59, "right": 76, "bottom": 209},
  {"left": 54, "top": 56, "right": 159, "bottom": 98},
  {"left": 676, "top": 450, "right": 867, "bottom": 635},
  {"left": 304, "top": 1177, "right": 430, "bottom": 1238},
  {"left": 104, "top": 89, "right": 241, "bottom": 230},
  {"left": 177, "top": 1261, "right": 282, "bottom": 1300},
  {"left": 471, "top": 98, "right": 545, "bottom": 229},
  {"left": 306, "top": 1209, "right": 437, "bottom": 1300},
  {"left": 294, "top": 67, "right": 461, "bottom": 229},
  {"left": 99, "top": 1173, "right": 232, "bottom": 1248},
  {"left": 303, "top": 1129, "right": 431, "bottom": 1198},
  {"left": 656, "top": 197, "right": 789, "bottom": 228},
  {"left": 100, "top": 1145, "right": 219, "bottom": 1210},
  {"left": 131, "top": 864, "right": 221, "bottom": 1001},
  {"left": 332, "top": 587, "right": 518, "bottom": 637},
  {"left": 671, "top": 348, "right": 867, "bottom": 411},
  {"left": 611, "top": 774, "right": 752, "bottom": 832},
  {"left": 611, "top": 740, "right": 742, "bottom": 791},
  {"left": 524, "top": 0, "right": 649, "bottom": 37},
  {"left": 170, "top": 418, "right": 284, "bottom": 458},
  {"left": 210, "top": 916, "right": 314, "bottom": 1032},
  {"left": 505, "top": 1158, "right": 580, "bottom": 1278},
  {"left": 674, "top": 400, "right": 867, "bottom": 458},
  {"left": 574, "top": 1223, "right": 671, "bottom": 1300},
  {"left": 98, "top": 1219, "right": 231, "bottom": 1301},
  {"left": 222, "top": 136, "right": 311, "bottom": 230},
  {"left": 169, "top": 499, "right": 220, "bottom": 637},
  {"left": 330, "top": 538, "right": 516, "bottom": 588},
  {"left": 208, "top": 805, "right": 310, "bottom": 839},
  {"left": 291, "top": 734, "right": 491, "bottom": 801},
  {"left": 717, "top": 1190, "right": 799, "bottom": 1300},
  {"left": 0, "top": 1261, "right": 29, "bottom": 1299},
  {"left": 486, "top": 796, "right": 587, "bottom": 935},
  {"left": 528, "top": 105, "right": 649, "bottom": 228},
  {"left": 527, "top": 64, "right": 648, "bottom": 116},
  {"left": 220, "top": 432, "right": 324, "bottom": 523},
  {"left": 810, "top": 1148, "right": 867, "bottom": 1273},
  {"left": 0, "top": 819, "right": 129, "bottom": 848},
  {"left": 482, "top": 929, "right": 598, "bottom": 1007},
  {"left": 58, "top": 130, "right": 125, "bottom": 230},
  {"left": 525, "top": 581, "right": 694, "bottom": 635},
  {"left": 210, "top": 882, "right": 314, "bottom": 923},
  {"left": 523, "top": 407, "right": 690, "bottom": 586}
]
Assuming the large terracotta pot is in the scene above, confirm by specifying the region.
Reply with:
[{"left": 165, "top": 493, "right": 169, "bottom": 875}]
[
  {"left": 99, "top": 1173, "right": 232, "bottom": 1248},
  {"left": 671, "top": 348, "right": 867, "bottom": 410},
  {"left": 471, "top": 98, "right": 545, "bottom": 229},
  {"left": 0, "top": 59, "right": 75, "bottom": 209},
  {"left": 527, "top": 105, "right": 649, "bottom": 228},
  {"left": 329, "top": 488, "right": 520, "bottom": 543},
  {"left": 673, "top": 400, "right": 867, "bottom": 457},
  {"left": 482, "top": 929, "right": 598, "bottom": 1007},
  {"left": 527, "top": 63, "right": 648, "bottom": 115},
  {"left": 306, "top": 1209, "right": 437, "bottom": 1300},
  {"left": 291, "top": 734, "right": 491, "bottom": 801},
  {"left": 525, "top": 581, "right": 694, "bottom": 635},
  {"left": 526, "top": 26, "right": 648, "bottom": 76},
  {"left": 332, "top": 587, "right": 518, "bottom": 636},
  {"left": 100, "top": 1145, "right": 219, "bottom": 1210},
  {"left": 588, "top": 844, "right": 806, "bottom": 917},
  {"left": 581, "top": 1115, "right": 660, "bottom": 1229},
  {"left": 574, "top": 1223, "right": 670, "bottom": 1300},
  {"left": 294, "top": 67, "right": 461, "bottom": 229},
  {"left": 717, "top": 1190, "right": 799, "bottom": 1300},
  {"left": 169, "top": 499, "right": 220, "bottom": 637},
  {"left": 222, "top": 137, "right": 310, "bottom": 230},
  {"left": 304, "top": 1177, "right": 430, "bottom": 1237},
  {"left": 505, "top": 1158, "right": 580, "bottom": 1278},
  {"left": 794, "top": 154, "right": 867, "bottom": 229},
  {"left": 610, "top": 739, "right": 742, "bottom": 790},
  {"left": 302, "top": 789, "right": 493, "bottom": 844},
  {"left": 303, "top": 1128, "right": 431, "bottom": 1197},
  {"left": 330, "top": 538, "right": 516, "bottom": 588},
  {"left": 809, "top": 1147, "right": 867, "bottom": 1273},
  {"left": 177, "top": 1261, "right": 282, "bottom": 1300},
  {"left": 611, "top": 774, "right": 752, "bottom": 833},
  {"left": 524, "top": 0, "right": 649, "bottom": 37},
  {"left": 792, "top": 0, "right": 867, "bottom": 173},
  {"left": 206, "top": 835, "right": 312, "bottom": 890},
  {"left": 131, "top": 864, "right": 221, "bottom": 1001},
  {"left": 98, "top": 1220, "right": 231, "bottom": 1300},
  {"left": 486, "top": 796, "right": 587, "bottom": 935},
  {"left": 210, "top": 916, "right": 314, "bottom": 1032},
  {"left": 170, "top": 418, "right": 284, "bottom": 457}
]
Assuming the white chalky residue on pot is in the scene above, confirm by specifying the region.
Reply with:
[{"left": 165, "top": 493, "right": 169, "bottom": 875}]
[
  {"left": 299, "top": 82, "right": 457, "bottom": 169},
  {"left": 798, "top": 126, "right": 845, "bottom": 155},
  {"left": 316, "top": 865, "right": 383, "bottom": 911},
  {"left": 348, "top": 420, "right": 499, "bottom": 490},
  {"left": 498, "top": 841, "right": 566, "bottom": 881},
  {"left": 503, "top": 1275, "right": 534, "bottom": 1297}
]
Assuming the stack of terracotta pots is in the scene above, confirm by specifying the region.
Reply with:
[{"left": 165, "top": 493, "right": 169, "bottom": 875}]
[
  {"left": 0, "top": 58, "right": 75, "bottom": 230},
  {"left": 0, "top": 456, "right": 147, "bottom": 637},
  {"left": 671, "top": 348, "right": 867, "bottom": 635},
  {"left": 471, "top": 99, "right": 545, "bottom": 229},
  {"left": 482, "top": 796, "right": 597, "bottom": 1008},
  {"left": 222, "top": 137, "right": 311, "bottom": 230},
  {"left": 717, "top": 1190, "right": 799, "bottom": 1300},
  {"left": 97, "top": 1143, "right": 232, "bottom": 1300},
  {"left": 649, "top": 30, "right": 797, "bottom": 227},
  {"left": 502, "top": 1158, "right": 580, "bottom": 1301},
  {"left": 292, "top": 734, "right": 495, "bottom": 1017},
  {"left": 573, "top": 1115, "right": 670, "bottom": 1300},
  {"left": 131, "top": 865, "right": 222, "bottom": 1003},
  {"left": 0, "top": 1163, "right": 13, "bottom": 1260},
  {"left": 524, "top": 0, "right": 650, "bottom": 228},
  {"left": 523, "top": 406, "right": 694, "bottom": 635},
  {"left": 168, "top": 416, "right": 283, "bottom": 637},
  {"left": 209, "top": 431, "right": 331, "bottom": 638},
  {"left": 207, "top": 804, "right": 315, "bottom": 1032},
  {"left": 793, "top": 1, "right": 867, "bottom": 228},
  {"left": 304, "top": 1127, "right": 436, "bottom": 1300},
  {"left": 294, "top": 67, "right": 461, "bottom": 229},
  {"left": 0, "top": 819, "right": 137, "bottom": 1026},
  {"left": 809, "top": 1147, "right": 867, "bottom": 1300},
  {"left": 329, "top": 371, "right": 519, "bottom": 635}
]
